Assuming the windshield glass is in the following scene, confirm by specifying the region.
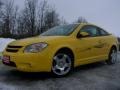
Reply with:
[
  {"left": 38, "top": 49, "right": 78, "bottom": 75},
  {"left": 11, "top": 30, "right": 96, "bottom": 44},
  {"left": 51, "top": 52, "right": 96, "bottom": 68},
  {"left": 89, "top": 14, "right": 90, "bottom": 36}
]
[{"left": 40, "top": 24, "right": 78, "bottom": 36}]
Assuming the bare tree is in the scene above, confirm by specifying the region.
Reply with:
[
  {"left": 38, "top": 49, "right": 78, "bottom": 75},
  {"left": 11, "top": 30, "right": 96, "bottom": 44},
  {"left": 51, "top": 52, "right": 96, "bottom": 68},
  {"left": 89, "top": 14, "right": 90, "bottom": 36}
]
[
  {"left": 17, "top": 0, "right": 47, "bottom": 36},
  {"left": 0, "top": 0, "right": 3, "bottom": 13},
  {"left": 17, "top": 9, "right": 27, "bottom": 35},
  {"left": 76, "top": 16, "right": 88, "bottom": 23},
  {"left": 37, "top": 0, "right": 48, "bottom": 33},
  {"left": 2, "top": 0, "right": 18, "bottom": 37},
  {"left": 37, "top": 0, "right": 61, "bottom": 33},
  {"left": 44, "top": 8, "right": 60, "bottom": 31},
  {"left": 22, "top": 0, "right": 38, "bottom": 36},
  {"left": 0, "top": 0, "right": 3, "bottom": 35},
  {"left": 0, "top": 0, "right": 67, "bottom": 38},
  {"left": 60, "top": 17, "right": 68, "bottom": 25}
]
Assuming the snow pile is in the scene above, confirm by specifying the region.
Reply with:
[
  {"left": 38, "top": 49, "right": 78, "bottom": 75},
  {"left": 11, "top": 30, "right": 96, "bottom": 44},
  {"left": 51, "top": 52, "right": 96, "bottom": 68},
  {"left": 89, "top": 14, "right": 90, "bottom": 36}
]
[{"left": 0, "top": 38, "right": 15, "bottom": 52}]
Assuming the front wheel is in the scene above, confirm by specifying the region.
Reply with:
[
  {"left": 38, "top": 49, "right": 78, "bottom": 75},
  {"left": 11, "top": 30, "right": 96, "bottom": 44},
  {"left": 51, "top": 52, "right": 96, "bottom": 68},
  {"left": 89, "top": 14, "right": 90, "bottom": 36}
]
[
  {"left": 51, "top": 52, "right": 73, "bottom": 77},
  {"left": 106, "top": 47, "right": 117, "bottom": 65}
]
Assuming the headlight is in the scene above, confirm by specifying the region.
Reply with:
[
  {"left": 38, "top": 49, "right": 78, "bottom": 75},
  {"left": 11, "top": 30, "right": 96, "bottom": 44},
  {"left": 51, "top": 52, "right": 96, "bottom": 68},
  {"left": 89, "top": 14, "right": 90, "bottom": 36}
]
[{"left": 24, "top": 42, "right": 48, "bottom": 53}]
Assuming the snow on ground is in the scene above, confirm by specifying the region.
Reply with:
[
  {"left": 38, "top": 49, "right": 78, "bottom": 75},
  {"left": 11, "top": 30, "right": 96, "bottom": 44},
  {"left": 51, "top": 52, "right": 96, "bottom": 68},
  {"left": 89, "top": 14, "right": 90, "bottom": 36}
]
[
  {"left": 0, "top": 38, "right": 15, "bottom": 60},
  {"left": 0, "top": 38, "right": 15, "bottom": 52}
]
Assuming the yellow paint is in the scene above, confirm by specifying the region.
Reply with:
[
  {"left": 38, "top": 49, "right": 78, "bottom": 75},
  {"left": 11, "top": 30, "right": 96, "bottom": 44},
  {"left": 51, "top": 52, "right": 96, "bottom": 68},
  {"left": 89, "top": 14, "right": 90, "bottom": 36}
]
[{"left": 2, "top": 23, "right": 118, "bottom": 72}]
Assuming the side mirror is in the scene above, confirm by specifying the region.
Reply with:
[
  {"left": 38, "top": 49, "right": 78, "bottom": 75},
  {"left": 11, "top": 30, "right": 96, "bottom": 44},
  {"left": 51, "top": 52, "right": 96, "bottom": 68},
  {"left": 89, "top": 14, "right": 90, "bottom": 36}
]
[{"left": 77, "top": 32, "right": 90, "bottom": 38}]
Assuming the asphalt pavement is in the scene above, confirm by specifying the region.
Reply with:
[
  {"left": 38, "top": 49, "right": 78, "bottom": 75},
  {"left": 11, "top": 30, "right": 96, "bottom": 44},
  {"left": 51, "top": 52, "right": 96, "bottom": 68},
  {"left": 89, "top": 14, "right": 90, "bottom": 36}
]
[{"left": 0, "top": 53, "right": 120, "bottom": 90}]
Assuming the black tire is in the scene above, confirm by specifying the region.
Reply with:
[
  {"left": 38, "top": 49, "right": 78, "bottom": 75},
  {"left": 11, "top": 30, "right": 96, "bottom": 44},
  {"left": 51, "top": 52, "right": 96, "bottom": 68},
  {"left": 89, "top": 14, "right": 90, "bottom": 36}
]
[
  {"left": 106, "top": 47, "right": 117, "bottom": 65},
  {"left": 51, "top": 51, "right": 74, "bottom": 77}
]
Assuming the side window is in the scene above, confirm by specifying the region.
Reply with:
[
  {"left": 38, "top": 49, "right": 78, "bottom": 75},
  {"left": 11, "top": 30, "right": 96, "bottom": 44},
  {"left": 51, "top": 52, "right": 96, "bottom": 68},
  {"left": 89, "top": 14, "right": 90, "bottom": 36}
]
[
  {"left": 80, "top": 25, "right": 100, "bottom": 37},
  {"left": 98, "top": 28, "right": 109, "bottom": 36}
]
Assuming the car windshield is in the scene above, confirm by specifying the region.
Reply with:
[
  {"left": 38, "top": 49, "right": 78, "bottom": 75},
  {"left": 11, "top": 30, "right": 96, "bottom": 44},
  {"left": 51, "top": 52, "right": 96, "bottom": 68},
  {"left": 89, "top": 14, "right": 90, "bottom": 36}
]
[{"left": 40, "top": 24, "right": 78, "bottom": 36}]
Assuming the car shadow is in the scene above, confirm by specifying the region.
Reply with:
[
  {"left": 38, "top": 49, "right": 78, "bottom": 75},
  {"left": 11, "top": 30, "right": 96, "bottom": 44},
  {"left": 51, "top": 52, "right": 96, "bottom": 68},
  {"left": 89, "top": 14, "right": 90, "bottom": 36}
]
[
  {"left": 74, "top": 61, "right": 106, "bottom": 72},
  {"left": 1, "top": 52, "right": 120, "bottom": 82},
  {"left": 0, "top": 61, "right": 112, "bottom": 86},
  {"left": 8, "top": 70, "right": 53, "bottom": 80},
  {"left": 2, "top": 61, "right": 106, "bottom": 80}
]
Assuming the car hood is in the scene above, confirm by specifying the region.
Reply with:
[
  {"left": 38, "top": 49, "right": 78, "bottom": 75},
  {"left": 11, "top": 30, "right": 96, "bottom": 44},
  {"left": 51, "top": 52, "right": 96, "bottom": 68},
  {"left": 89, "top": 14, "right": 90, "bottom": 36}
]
[{"left": 9, "top": 36, "right": 67, "bottom": 46}]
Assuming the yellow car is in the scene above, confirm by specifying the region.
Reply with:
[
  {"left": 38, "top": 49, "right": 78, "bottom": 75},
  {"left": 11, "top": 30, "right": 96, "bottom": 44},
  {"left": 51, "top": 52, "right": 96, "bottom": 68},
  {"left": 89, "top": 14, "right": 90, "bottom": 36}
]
[{"left": 2, "top": 23, "right": 119, "bottom": 76}]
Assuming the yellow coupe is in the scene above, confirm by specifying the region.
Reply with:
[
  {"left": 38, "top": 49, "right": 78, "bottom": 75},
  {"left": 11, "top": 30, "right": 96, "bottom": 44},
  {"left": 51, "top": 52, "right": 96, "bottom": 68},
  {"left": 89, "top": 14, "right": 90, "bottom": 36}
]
[{"left": 2, "top": 23, "right": 119, "bottom": 76}]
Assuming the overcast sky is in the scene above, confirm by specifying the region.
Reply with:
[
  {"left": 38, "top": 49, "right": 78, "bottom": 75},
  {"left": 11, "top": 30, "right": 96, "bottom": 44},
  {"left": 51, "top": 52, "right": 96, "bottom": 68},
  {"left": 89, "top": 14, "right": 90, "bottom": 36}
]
[{"left": 15, "top": 0, "right": 120, "bottom": 36}]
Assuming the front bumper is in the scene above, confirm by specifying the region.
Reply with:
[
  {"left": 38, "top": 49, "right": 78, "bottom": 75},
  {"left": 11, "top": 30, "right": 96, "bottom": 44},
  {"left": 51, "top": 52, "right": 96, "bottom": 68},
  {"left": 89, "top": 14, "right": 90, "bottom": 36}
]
[{"left": 2, "top": 51, "right": 53, "bottom": 72}]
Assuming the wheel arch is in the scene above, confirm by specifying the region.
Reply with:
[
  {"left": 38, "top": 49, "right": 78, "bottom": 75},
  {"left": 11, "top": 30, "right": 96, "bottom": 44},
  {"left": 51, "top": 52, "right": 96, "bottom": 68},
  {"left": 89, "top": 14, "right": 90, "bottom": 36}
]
[
  {"left": 54, "top": 47, "right": 75, "bottom": 61},
  {"left": 106, "top": 44, "right": 118, "bottom": 65},
  {"left": 53, "top": 47, "right": 75, "bottom": 68},
  {"left": 111, "top": 45, "right": 117, "bottom": 51},
  {"left": 51, "top": 47, "right": 75, "bottom": 76}
]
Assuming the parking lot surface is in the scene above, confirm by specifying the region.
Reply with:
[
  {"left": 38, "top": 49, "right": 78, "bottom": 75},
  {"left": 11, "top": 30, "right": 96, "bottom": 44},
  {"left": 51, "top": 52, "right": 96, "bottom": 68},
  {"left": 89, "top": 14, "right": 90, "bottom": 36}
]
[{"left": 0, "top": 53, "right": 120, "bottom": 90}]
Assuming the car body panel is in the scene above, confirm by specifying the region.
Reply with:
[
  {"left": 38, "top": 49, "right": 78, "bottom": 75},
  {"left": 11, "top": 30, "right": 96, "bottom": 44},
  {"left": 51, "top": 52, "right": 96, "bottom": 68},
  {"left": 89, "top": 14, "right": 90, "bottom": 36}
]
[{"left": 2, "top": 23, "right": 118, "bottom": 72}]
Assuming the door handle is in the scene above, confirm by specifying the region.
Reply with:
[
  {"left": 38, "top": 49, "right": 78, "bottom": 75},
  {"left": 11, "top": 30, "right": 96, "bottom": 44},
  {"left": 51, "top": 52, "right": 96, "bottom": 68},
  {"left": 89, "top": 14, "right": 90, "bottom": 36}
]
[
  {"left": 98, "top": 40, "right": 103, "bottom": 44},
  {"left": 94, "top": 40, "right": 106, "bottom": 48},
  {"left": 94, "top": 44, "right": 103, "bottom": 48}
]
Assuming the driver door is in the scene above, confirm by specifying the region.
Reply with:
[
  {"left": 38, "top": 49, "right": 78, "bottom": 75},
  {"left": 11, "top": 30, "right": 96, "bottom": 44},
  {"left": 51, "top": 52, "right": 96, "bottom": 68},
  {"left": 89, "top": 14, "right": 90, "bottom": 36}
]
[{"left": 75, "top": 25, "right": 102, "bottom": 65}]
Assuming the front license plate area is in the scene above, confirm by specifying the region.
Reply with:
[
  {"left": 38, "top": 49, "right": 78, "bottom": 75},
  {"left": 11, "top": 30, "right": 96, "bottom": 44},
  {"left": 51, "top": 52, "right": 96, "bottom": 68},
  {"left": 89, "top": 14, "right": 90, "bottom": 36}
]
[{"left": 3, "top": 56, "right": 10, "bottom": 64}]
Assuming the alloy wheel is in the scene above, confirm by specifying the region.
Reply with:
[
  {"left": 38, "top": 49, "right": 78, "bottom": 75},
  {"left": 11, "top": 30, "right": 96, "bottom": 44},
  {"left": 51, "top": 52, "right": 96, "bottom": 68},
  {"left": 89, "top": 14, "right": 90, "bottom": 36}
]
[
  {"left": 110, "top": 49, "right": 117, "bottom": 64},
  {"left": 52, "top": 53, "right": 72, "bottom": 76}
]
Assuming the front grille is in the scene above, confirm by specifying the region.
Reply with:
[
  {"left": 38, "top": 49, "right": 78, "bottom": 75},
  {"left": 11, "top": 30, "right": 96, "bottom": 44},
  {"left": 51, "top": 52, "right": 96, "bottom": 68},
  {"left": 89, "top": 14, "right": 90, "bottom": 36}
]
[
  {"left": 8, "top": 45, "right": 22, "bottom": 48},
  {"left": 6, "top": 45, "right": 23, "bottom": 53},
  {"left": 6, "top": 49, "right": 19, "bottom": 52}
]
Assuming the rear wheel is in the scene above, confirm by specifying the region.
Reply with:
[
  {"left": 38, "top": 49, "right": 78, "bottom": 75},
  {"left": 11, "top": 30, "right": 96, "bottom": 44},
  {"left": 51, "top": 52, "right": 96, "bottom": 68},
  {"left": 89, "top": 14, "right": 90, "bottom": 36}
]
[
  {"left": 51, "top": 52, "right": 73, "bottom": 77},
  {"left": 106, "top": 47, "right": 117, "bottom": 65}
]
